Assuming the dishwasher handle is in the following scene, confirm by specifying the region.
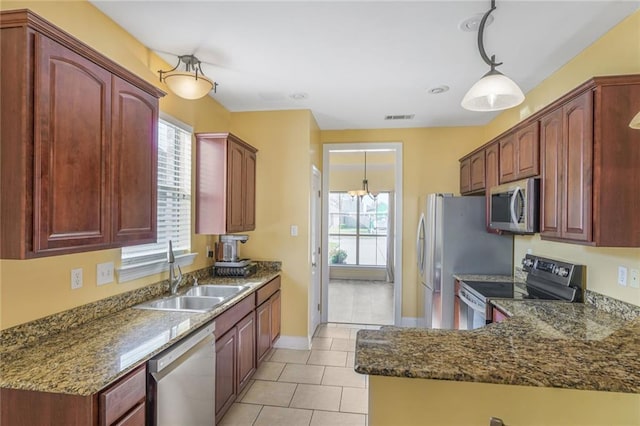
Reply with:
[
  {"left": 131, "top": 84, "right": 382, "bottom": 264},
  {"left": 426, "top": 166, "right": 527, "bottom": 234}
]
[{"left": 148, "top": 322, "right": 215, "bottom": 374}]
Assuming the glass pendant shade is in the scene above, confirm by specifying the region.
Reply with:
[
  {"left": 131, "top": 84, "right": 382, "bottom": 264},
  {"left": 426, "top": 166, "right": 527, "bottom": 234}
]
[
  {"left": 629, "top": 111, "right": 640, "bottom": 129},
  {"left": 163, "top": 72, "right": 214, "bottom": 100},
  {"left": 462, "top": 69, "right": 525, "bottom": 112}
]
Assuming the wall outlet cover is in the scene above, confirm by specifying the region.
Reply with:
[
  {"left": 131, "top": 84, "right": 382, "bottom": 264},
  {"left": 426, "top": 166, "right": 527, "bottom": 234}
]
[
  {"left": 617, "top": 266, "right": 628, "bottom": 287},
  {"left": 630, "top": 269, "right": 639, "bottom": 289},
  {"left": 71, "top": 268, "right": 83, "bottom": 289},
  {"left": 97, "top": 262, "right": 115, "bottom": 286}
]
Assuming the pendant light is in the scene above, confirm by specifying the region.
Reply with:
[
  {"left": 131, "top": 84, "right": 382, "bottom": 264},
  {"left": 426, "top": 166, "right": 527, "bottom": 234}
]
[
  {"left": 629, "top": 111, "right": 640, "bottom": 129},
  {"left": 348, "top": 152, "right": 378, "bottom": 200},
  {"left": 461, "top": 0, "right": 525, "bottom": 112},
  {"left": 158, "top": 54, "right": 217, "bottom": 100}
]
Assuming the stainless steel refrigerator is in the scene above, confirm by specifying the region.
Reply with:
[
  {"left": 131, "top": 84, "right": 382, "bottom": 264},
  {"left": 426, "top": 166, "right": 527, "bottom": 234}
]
[{"left": 416, "top": 194, "right": 513, "bottom": 329}]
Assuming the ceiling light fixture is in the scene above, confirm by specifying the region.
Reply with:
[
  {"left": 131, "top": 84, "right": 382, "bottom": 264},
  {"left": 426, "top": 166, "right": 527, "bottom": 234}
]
[
  {"left": 428, "top": 85, "right": 450, "bottom": 95},
  {"left": 629, "top": 111, "right": 640, "bottom": 129},
  {"left": 158, "top": 54, "right": 217, "bottom": 100},
  {"left": 348, "top": 152, "right": 378, "bottom": 200},
  {"left": 461, "top": 0, "right": 525, "bottom": 112}
]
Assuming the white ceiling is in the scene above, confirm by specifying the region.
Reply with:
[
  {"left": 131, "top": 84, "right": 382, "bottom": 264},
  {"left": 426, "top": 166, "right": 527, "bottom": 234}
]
[{"left": 91, "top": 1, "right": 639, "bottom": 130}]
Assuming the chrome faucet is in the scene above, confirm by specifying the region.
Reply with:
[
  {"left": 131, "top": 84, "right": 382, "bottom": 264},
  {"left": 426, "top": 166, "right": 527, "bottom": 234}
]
[{"left": 168, "top": 240, "right": 183, "bottom": 295}]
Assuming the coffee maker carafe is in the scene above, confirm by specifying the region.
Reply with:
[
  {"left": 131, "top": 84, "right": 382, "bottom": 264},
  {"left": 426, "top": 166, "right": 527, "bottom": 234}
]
[{"left": 217, "top": 234, "right": 249, "bottom": 264}]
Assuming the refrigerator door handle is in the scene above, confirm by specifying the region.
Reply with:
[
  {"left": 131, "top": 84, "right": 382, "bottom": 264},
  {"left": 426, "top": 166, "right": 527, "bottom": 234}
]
[{"left": 416, "top": 214, "right": 425, "bottom": 275}]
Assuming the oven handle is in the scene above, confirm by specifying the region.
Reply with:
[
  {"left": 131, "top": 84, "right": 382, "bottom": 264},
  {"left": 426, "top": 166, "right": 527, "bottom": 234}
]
[{"left": 458, "top": 288, "right": 485, "bottom": 313}]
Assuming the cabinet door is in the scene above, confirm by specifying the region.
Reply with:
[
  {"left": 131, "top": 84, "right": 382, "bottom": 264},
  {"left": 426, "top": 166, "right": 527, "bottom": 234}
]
[
  {"left": 540, "top": 109, "right": 563, "bottom": 238},
  {"left": 562, "top": 92, "right": 593, "bottom": 242},
  {"left": 236, "top": 312, "right": 256, "bottom": 393},
  {"left": 515, "top": 122, "right": 540, "bottom": 179},
  {"left": 34, "top": 35, "right": 111, "bottom": 252},
  {"left": 111, "top": 77, "right": 158, "bottom": 246},
  {"left": 243, "top": 149, "right": 257, "bottom": 230},
  {"left": 498, "top": 134, "right": 516, "bottom": 183},
  {"left": 215, "top": 328, "right": 237, "bottom": 421},
  {"left": 256, "top": 300, "right": 272, "bottom": 365},
  {"left": 459, "top": 158, "right": 471, "bottom": 194},
  {"left": 226, "top": 141, "right": 245, "bottom": 233},
  {"left": 469, "top": 151, "right": 485, "bottom": 192},
  {"left": 270, "top": 291, "right": 281, "bottom": 344}
]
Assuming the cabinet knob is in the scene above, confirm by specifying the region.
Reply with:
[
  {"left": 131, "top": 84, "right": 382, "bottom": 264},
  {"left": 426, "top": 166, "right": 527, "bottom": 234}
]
[{"left": 489, "top": 417, "right": 505, "bottom": 426}]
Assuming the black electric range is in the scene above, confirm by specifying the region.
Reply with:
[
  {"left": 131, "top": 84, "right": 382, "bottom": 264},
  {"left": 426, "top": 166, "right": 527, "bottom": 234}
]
[{"left": 457, "top": 254, "right": 585, "bottom": 329}]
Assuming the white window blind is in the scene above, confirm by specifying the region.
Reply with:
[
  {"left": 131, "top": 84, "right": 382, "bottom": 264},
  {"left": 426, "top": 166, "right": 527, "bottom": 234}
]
[{"left": 121, "top": 118, "right": 192, "bottom": 266}]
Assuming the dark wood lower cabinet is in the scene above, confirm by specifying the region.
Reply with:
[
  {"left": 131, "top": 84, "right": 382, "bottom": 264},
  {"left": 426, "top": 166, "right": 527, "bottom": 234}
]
[
  {"left": 215, "top": 327, "right": 237, "bottom": 423},
  {"left": 270, "top": 291, "right": 281, "bottom": 344},
  {"left": 237, "top": 312, "right": 256, "bottom": 393},
  {"left": 256, "top": 299, "right": 272, "bottom": 364}
]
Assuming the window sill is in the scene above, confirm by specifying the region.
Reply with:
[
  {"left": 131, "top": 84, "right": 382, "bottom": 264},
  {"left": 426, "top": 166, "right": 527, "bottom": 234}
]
[{"left": 116, "top": 253, "right": 198, "bottom": 283}]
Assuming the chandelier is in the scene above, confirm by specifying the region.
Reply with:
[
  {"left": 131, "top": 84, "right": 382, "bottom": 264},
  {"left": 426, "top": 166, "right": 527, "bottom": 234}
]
[{"left": 348, "top": 152, "right": 378, "bottom": 200}]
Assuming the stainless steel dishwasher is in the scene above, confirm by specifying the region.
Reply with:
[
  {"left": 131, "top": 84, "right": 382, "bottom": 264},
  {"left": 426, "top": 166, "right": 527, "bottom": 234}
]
[{"left": 148, "top": 321, "right": 216, "bottom": 425}]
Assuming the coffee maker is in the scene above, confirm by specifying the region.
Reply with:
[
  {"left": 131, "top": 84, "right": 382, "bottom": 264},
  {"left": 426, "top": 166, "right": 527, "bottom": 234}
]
[{"left": 215, "top": 234, "right": 250, "bottom": 266}]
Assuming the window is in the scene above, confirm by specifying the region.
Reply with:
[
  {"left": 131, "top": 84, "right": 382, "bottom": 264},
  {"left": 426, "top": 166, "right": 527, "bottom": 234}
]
[
  {"left": 118, "top": 117, "right": 194, "bottom": 282},
  {"left": 328, "top": 192, "right": 389, "bottom": 266}
]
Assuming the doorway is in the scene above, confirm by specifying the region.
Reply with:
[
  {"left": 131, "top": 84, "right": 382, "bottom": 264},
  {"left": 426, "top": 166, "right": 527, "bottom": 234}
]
[{"left": 321, "top": 143, "right": 403, "bottom": 326}]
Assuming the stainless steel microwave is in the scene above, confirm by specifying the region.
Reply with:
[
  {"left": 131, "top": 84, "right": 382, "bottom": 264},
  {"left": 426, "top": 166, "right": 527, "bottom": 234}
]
[{"left": 489, "top": 178, "right": 539, "bottom": 234}]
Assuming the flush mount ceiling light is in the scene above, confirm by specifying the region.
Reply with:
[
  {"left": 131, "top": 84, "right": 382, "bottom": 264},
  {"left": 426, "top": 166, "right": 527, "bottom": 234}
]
[
  {"left": 428, "top": 85, "right": 450, "bottom": 95},
  {"left": 158, "top": 54, "right": 217, "bottom": 100},
  {"left": 461, "top": 0, "right": 525, "bottom": 112},
  {"left": 348, "top": 152, "right": 378, "bottom": 200},
  {"left": 630, "top": 111, "right": 640, "bottom": 129}
]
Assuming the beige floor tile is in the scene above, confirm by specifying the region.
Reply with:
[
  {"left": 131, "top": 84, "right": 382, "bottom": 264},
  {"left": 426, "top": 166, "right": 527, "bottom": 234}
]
[
  {"left": 340, "top": 387, "right": 368, "bottom": 414},
  {"left": 253, "top": 361, "right": 285, "bottom": 381},
  {"left": 269, "top": 348, "right": 311, "bottom": 364},
  {"left": 314, "top": 327, "right": 352, "bottom": 339},
  {"left": 253, "top": 406, "right": 312, "bottom": 426},
  {"left": 278, "top": 363, "right": 325, "bottom": 384},
  {"left": 311, "top": 337, "right": 333, "bottom": 350},
  {"left": 330, "top": 338, "right": 356, "bottom": 351},
  {"left": 322, "top": 366, "right": 366, "bottom": 388},
  {"left": 240, "top": 380, "right": 297, "bottom": 407},
  {"left": 347, "top": 352, "right": 356, "bottom": 368},
  {"left": 219, "top": 403, "right": 262, "bottom": 426},
  {"left": 308, "top": 350, "right": 348, "bottom": 367},
  {"left": 290, "top": 384, "right": 342, "bottom": 411},
  {"left": 237, "top": 379, "right": 254, "bottom": 400},
  {"left": 310, "top": 410, "right": 366, "bottom": 426}
]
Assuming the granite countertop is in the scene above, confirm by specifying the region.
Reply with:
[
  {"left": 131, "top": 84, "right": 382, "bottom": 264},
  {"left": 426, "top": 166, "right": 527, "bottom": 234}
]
[
  {"left": 356, "top": 279, "right": 640, "bottom": 394},
  {"left": 0, "top": 269, "right": 280, "bottom": 396}
]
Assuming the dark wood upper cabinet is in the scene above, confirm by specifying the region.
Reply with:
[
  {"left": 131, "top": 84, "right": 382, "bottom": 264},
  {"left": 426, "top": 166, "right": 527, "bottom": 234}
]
[
  {"left": 459, "top": 157, "right": 471, "bottom": 194},
  {"left": 0, "top": 10, "right": 164, "bottom": 259},
  {"left": 540, "top": 77, "right": 640, "bottom": 246},
  {"left": 499, "top": 122, "right": 539, "bottom": 184},
  {"left": 459, "top": 150, "right": 485, "bottom": 195},
  {"left": 195, "top": 132, "right": 257, "bottom": 235}
]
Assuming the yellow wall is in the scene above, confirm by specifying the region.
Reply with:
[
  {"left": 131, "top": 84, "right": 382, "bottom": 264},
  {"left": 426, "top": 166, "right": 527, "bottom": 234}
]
[
  {"left": 320, "top": 128, "right": 485, "bottom": 318},
  {"left": 229, "top": 110, "right": 316, "bottom": 338},
  {"left": 0, "top": 0, "right": 229, "bottom": 329},
  {"left": 485, "top": 10, "right": 640, "bottom": 305},
  {"left": 329, "top": 151, "right": 395, "bottom": 192},
  {"left": 369, "top": 376, "right": 640, "bottom": 426}
]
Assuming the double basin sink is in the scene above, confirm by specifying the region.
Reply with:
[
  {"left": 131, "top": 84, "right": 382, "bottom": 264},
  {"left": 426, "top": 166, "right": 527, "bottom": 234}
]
[{"left": 135, "top": 285, "right": 249, "bottom": 313}]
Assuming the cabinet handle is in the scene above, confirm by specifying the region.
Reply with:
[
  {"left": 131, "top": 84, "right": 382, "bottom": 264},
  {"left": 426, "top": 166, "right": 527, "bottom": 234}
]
[{"left": 489, "top": 417, "right": 505, "bottom": 426}]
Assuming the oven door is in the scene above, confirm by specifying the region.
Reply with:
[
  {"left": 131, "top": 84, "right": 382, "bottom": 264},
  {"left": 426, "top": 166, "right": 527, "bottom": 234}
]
[{"left": 457, "top": 287, "right": 487, "bottom": 330}]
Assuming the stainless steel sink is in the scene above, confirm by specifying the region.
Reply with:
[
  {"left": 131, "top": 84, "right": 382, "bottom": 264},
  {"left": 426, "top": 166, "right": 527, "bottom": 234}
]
[
  {"left": 135, "top": 295, "right": 225, "bottom": 313},
  {"left": 185, "top": 285, "right": 249, "bottom": 298}
]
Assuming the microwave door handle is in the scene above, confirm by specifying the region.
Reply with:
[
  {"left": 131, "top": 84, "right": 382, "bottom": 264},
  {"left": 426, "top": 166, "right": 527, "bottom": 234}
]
[{"left": 510, "top": 187, "right": 521, "bottom": 226}]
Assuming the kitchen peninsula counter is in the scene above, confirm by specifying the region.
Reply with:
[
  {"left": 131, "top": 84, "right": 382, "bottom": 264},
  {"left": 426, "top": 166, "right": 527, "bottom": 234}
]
[
  {"left": 356, "top": 298, "right": 640, "bottom": 394},
  {"left": 0, "top": 266, "right": 280, "bottom": 396}
]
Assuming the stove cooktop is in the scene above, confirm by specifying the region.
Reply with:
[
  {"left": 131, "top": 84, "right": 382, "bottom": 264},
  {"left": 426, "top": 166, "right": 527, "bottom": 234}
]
[{"left": 461, "top": 280, "right": 562, "bottom": 301}]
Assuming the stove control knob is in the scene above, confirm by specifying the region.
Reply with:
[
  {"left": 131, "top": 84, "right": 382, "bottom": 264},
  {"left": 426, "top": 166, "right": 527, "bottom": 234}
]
[
  {"left": 522, "top": 258, "right": 534, "bottom": 267},
  {"left": 557, "top": 267, "right": 570, "bottom": 277}
]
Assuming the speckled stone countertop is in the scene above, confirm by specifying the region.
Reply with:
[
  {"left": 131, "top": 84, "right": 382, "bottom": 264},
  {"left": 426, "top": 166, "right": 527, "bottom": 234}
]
[
  {"left": 356, "top": 276, "right": 640, "bottom": 394},
  {"left": 0, "top": 266, "right": 280, "bottom": 396}
]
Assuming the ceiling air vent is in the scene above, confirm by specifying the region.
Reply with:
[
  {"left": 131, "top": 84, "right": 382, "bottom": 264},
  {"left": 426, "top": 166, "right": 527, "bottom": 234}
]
[{"left": 384, "top": 114, "right": 415, "bottom": 120}]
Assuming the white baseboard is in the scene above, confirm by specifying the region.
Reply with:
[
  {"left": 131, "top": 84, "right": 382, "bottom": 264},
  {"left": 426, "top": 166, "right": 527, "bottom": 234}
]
[
  {"left": 273, "top": 335, "right": 311, "bottom": 350},
  {"left": 400, "top": 317, "right": 419, "bottom": 327}
]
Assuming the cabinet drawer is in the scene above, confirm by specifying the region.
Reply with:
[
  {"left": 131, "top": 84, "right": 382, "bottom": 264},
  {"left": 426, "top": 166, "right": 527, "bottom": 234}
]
[
  {"left": 215, "top": 295, "right": 255, "bottom": 337},
  {"left": 256, "top": 276, "right": 281, "bottom": 306},
  {"left": 113, "top": 402, "right": 145, "bottom": 426},
  {"left": 100, "top": 366, "right": 146, "bottom": 426}
]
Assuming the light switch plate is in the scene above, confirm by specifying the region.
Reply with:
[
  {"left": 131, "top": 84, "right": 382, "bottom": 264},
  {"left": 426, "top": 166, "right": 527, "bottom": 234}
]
[
  {"left": 71, "top": 268, "right": 83, "bottom": 289},
  {"left": 617, "top": 266, "right": 627, "bottom": 287},
  {"left": 97, "top": 262, "right": 114, "bottom": 286},
  {"left": 290, "top": 225, "right": 298, "bottom": 236}
]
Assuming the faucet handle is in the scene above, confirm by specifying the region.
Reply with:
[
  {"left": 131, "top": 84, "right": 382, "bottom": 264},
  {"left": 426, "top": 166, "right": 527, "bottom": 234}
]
[
  {"left": 176, "top": 264, "right": 183, "bottom": 282},
  {"left": 193, "top": 277, "right": 199, "bottom": 286}
]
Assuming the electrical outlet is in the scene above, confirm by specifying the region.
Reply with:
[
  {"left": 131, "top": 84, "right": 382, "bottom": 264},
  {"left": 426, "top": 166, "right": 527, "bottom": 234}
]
[
  {"left": 630, "top": 269, "right": 639, "bottom": 289},
  {"left": 617, "top": 266, "right": 628, "bottom": 287},
  {"left": 71, "top": 268, "right": 83, "bottom": 289},
  {"left": 290, "top": 225, "right": 298, "bottom": 236},
  {"left": 96, "top": 262, "right": 114, "bottom": 286}
]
